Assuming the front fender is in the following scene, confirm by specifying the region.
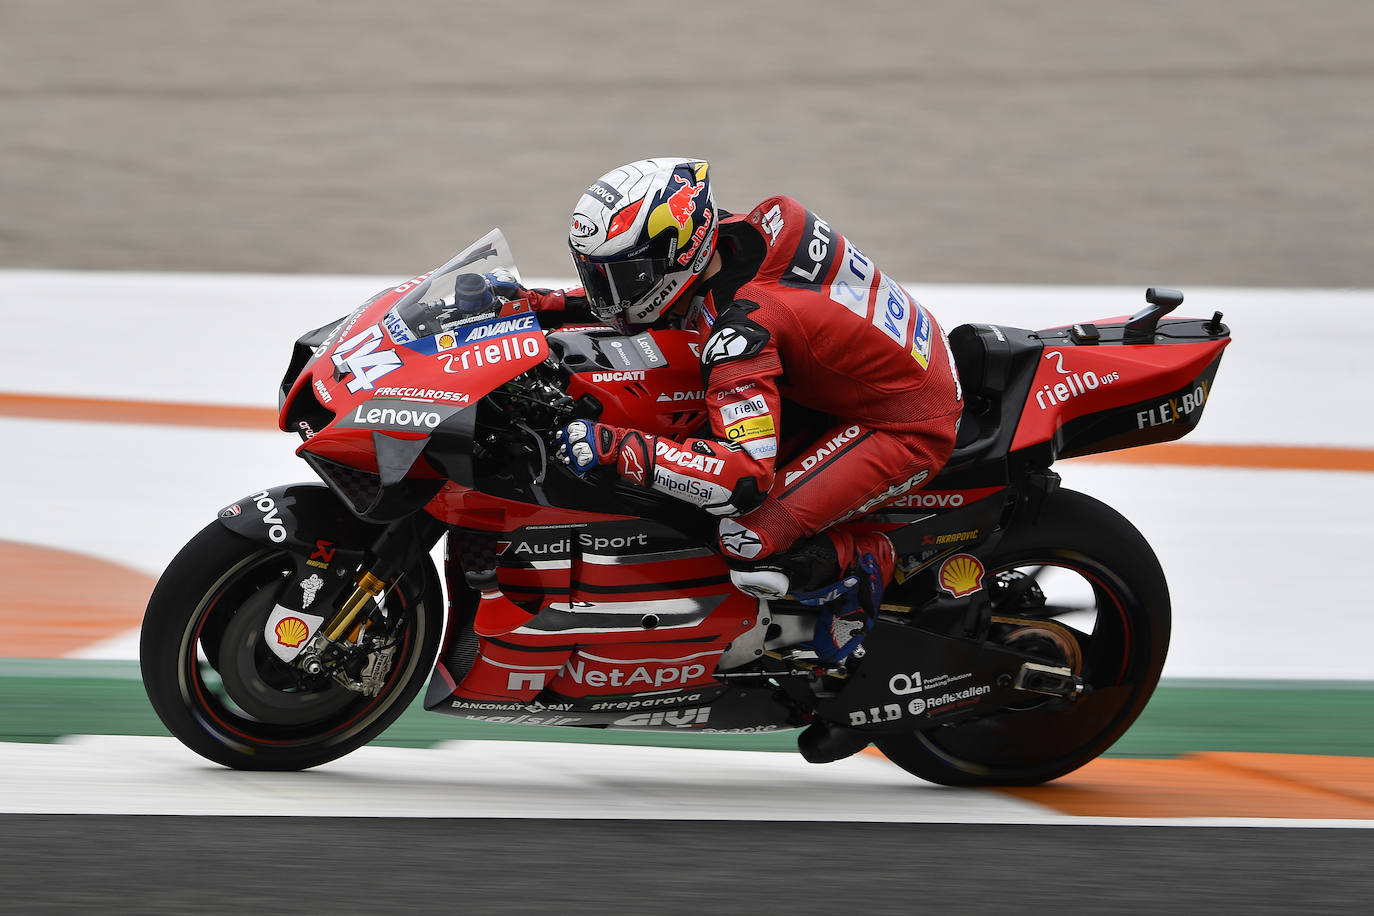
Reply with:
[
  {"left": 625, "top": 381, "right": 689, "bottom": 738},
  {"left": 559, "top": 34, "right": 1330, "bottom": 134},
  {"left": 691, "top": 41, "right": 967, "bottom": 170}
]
[{"left": 216, "top": 482, "right": 389, "bottom": 557}]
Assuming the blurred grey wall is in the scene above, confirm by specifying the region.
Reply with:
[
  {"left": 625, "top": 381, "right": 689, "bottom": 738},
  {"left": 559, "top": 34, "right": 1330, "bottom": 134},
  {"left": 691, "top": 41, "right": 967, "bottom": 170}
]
[{"left": 3, "top": 0, "right": 1371, "bottom": 284}]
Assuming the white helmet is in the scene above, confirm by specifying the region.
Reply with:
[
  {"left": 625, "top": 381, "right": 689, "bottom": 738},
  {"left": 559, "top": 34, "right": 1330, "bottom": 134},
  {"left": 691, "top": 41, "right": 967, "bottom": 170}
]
[{"left": 568, "top": 158, "right": 719, "bottom": 331}]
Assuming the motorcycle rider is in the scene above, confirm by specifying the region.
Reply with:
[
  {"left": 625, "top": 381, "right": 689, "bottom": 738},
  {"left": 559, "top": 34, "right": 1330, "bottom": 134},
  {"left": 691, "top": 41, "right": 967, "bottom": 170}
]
[{"left": 532, "top": 158, "right": 963, "bottom": 665}]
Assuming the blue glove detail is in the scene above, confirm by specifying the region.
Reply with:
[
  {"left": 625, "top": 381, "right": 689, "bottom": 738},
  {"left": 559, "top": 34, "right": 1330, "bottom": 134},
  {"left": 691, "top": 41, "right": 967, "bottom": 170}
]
[
  {"left": 484, "top": 269, "right": 520, "bottom": 300},
  {"left": 558, "top": 420, "right": 603, "bottom": 478}
]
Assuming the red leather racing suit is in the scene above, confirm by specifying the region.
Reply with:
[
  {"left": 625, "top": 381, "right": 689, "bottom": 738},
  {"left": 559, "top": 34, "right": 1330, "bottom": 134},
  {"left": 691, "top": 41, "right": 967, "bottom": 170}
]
[{"left": 546, "top": 196, "right": 963, "bottom": 566}]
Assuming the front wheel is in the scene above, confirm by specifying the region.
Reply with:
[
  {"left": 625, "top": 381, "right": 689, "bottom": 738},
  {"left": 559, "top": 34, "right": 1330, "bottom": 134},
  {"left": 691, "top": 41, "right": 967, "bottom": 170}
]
[
  {"left": 141, "top": 520, "right": 443, "bottom": 770},
  {"left": 875, "top": 487, "right": 1171, "bottom": 786}
]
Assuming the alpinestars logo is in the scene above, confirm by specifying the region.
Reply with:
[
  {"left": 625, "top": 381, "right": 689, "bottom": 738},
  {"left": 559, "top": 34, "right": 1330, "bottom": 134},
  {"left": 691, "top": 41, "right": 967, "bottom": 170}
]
[
  {"left": 719, "top": 518, "right": 764, "bottom": 559},
  {"left": 621, "top": 443, "right": 647, "bottom": 484},
  {"left": 757, "top": 204, "right": 784, "bottom": 243},
  {"left": 702, "top": 327, "right": 752, "bottom": 364}
]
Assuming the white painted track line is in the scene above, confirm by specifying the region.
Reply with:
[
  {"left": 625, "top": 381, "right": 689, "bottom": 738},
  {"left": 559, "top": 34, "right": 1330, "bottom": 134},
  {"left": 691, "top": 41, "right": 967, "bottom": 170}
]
[{"left": 0, "top": 736, "right": 1368, "bottom": 828}]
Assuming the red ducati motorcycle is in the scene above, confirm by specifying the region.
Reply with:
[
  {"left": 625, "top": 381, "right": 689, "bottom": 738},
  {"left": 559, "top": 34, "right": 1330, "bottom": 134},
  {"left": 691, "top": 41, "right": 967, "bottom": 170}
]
[{"left": 141, "top": 230, "right": 1231, "bottom": 785}]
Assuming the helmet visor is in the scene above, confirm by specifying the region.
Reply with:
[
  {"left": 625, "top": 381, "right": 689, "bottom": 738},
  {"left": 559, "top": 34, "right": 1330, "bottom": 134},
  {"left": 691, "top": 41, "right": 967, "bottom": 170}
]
[{"left": 574, "top": 254, "right": 668, "bottom": 326}]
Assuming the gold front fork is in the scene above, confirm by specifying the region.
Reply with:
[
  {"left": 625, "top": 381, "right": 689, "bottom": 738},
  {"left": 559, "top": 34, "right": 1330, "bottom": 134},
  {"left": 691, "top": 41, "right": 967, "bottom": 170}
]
[{"left": 320, "top": 570, "right": 387, "bottom": 642}]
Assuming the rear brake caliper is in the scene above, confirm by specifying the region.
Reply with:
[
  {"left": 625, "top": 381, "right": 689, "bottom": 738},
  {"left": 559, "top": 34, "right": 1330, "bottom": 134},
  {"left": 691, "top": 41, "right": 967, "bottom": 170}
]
[
  {"left": 991, "top": 615, "right": 1085, "bottom": 699},
  {"left": 1013, "top": 661, "right": 1083, "bottom": 698}
]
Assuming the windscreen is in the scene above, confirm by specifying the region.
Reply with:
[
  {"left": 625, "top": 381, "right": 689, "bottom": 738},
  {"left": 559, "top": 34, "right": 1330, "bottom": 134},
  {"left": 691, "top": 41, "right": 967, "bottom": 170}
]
[{"left": 388, "top": 229, "right": 524, "bottom": 341}]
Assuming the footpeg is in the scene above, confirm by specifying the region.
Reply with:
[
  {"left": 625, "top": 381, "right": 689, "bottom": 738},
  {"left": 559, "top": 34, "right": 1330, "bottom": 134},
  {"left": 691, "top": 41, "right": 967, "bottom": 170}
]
[{"left": 1013, "top": 662, "right": 1083, "bottom": 697}]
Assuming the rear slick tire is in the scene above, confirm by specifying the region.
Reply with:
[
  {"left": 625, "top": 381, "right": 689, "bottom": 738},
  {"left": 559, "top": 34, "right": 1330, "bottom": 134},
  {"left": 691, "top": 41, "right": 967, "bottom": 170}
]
[
  {"left": 140, "top": 520, "right": 443, "bottom": 771},
  {"left": 875, "top": 487, "right": 1171, "bottom": 787}
]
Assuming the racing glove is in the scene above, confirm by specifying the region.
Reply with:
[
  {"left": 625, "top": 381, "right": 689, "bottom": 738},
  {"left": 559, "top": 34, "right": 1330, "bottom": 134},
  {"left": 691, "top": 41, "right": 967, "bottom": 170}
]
[
  {"left": 523, "top": 286, "right": 590, "bottom": 316},
  {"left": 557, "top": 420, "right": 655, "bottom": 485}
]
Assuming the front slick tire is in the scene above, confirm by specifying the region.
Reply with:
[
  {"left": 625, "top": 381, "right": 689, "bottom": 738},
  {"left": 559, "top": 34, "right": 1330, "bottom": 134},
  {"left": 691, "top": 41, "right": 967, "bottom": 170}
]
[
  {"left": 140, "top": 520, "right": 442, "bottom": 771},
  {"left": 875, "top": 487, "right": 1171, "bottom": 787}
]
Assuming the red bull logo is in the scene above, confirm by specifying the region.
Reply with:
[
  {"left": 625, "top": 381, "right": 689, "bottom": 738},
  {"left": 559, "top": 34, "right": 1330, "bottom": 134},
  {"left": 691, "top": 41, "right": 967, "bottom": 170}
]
[
  {"left": 665, "top": 175, "right": 702, "bottom": 226},
  {"left": 648, "top": 164, "right": 709, "bottom": 252},
  {"left": 677, "top": 208, "right": 712, "bottom": 266}
]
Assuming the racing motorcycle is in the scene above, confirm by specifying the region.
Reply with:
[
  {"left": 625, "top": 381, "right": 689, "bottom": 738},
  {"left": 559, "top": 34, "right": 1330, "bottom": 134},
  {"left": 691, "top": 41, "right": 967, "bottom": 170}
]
[{"left": 140, "top": 230, "right": 1231, "bottom": 785}]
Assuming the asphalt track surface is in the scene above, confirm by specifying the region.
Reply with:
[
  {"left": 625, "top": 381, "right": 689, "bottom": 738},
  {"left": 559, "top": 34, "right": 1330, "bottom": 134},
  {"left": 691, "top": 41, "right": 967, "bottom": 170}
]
[
  {"left": 2, "top": 818, "right": 1370, "bottom": 915},
  {"left": 4, "top": 1, "right": 1373, "bottom": 911}
]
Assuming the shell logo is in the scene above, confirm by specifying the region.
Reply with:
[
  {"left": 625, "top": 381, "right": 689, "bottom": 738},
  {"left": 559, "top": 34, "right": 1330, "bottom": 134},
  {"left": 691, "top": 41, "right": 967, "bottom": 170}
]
[
  {"left": 938, "top": 554, "right": 985, "bottom": 598},
  {"left": 436, "top": 332, "right": 458, "bottom": 351},
  {"left": 274, "top": 616, "right": 310, "bottom": 648}
]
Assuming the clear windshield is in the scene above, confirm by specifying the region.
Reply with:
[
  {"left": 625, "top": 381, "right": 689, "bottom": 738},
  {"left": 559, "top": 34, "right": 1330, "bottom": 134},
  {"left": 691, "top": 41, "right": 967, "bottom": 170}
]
[{"left": 388, "top": 229, "right": 525, "bottom": 340}]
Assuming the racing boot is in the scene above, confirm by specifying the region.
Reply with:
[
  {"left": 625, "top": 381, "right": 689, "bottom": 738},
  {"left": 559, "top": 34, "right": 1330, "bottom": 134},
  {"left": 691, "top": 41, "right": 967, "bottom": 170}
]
[
  {"left": 794, "top": 531, "right": 895, "bottom": 764},
  {"left": 727, "top": 532, "right": 844, "bottom": 600},
  {"left": 805, "top": 530, "right": 895, "bottom": 666},
  {"left": 729, "top": 530, "right": 896, "bottom": 665}
]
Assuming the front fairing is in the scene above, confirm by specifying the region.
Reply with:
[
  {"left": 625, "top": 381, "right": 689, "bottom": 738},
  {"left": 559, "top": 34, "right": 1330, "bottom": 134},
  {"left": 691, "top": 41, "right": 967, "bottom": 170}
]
[{"left": 278, "top": 230, "right": 551, "bottom": 518}]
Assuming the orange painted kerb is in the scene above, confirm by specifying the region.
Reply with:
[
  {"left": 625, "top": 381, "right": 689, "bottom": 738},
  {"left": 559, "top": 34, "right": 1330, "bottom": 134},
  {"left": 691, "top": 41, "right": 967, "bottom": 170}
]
[
  {"left": 997, "top": 753, "right": 1374, "bottom": 819},
  {"left": 0, "top": 392, "right": 277, "bottom": 430},
  {"left": 861, "top": 747, "right": 1374, "bottom": 819},
  {"left": 0, "top": 540, "right": 155, "bottom": 658},
  {"left": 1066, "top": 441, "right": 1374, "bottom": 473}
]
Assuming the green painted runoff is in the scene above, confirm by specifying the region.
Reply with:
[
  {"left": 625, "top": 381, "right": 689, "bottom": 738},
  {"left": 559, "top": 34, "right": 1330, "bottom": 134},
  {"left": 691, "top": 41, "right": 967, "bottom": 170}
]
[{"left": 2, "top": 661, "right": 1370, "bottom": 758}]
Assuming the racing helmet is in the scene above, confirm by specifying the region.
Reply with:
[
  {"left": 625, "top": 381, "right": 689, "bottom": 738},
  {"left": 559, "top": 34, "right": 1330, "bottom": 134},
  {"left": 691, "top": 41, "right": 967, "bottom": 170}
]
[{"left": 568, "top": 158, "right": 719, "bottom": 332}]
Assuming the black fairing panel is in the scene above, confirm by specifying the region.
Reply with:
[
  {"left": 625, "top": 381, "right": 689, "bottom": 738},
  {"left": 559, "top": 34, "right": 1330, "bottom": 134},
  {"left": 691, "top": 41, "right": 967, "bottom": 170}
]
[
  {"left": 943, "top": 323, "right": 1043, "bottom": 473},
  {"left": 279, "top": 317, "right": 346, "bottom": 408},
  {"left": 216, "top": 482, "right": 388, "bottom": 555}
]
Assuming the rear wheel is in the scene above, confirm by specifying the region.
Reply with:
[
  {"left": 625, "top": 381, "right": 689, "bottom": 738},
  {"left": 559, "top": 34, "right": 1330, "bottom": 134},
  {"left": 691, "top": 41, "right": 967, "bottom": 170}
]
[
  {"left": 875, "top": 487, "right": 1170, "bottom": 786},
  {"left": 141, "top": 521, "right": 442, "bottom": 771}
]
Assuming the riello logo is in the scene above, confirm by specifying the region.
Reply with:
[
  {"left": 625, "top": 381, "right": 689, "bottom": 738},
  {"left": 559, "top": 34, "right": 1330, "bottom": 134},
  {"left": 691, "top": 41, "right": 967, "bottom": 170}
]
[{"left": 1035, "top": 350, "right": 1119, "bottom": 410}]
